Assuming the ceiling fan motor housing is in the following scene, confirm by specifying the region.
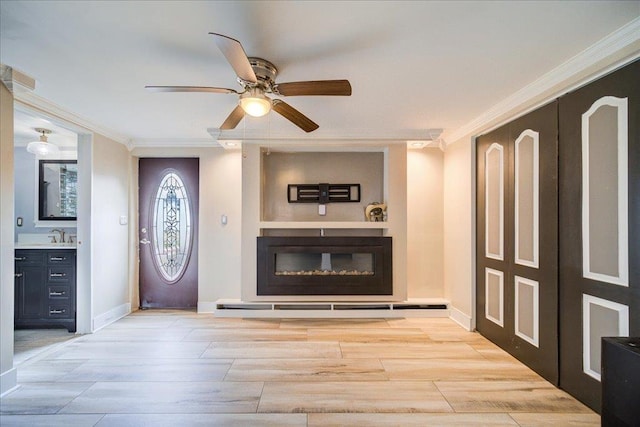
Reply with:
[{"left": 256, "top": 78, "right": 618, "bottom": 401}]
[{"left": 242, "top": 57, "right": 278, "bottom": 91}]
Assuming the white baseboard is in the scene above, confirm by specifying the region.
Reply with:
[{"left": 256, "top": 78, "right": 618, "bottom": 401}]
[
  {"left": 92, "top": 303, "right": 131, "bottom": 332},
  {"left": 0, "top": 367, "right": 18, "bottom": 397},
  {"left": 198, "top": 301, "right": 217, "bottom": 313},
  {"left": 449, "top": 306, "right": 473, "bottom": 331}
]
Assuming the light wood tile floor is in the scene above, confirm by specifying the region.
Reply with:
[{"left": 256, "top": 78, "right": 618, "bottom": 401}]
[{"left": 1, "top": 310, "right": 599, "bottom": 426}]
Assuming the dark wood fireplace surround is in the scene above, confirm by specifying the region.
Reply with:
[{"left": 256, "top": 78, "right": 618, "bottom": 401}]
[{"left": 257, "top": 236, "right": 392, "bottom": 296}]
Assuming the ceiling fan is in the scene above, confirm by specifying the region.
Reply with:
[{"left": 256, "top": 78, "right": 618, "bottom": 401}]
[{"left": 145, "top": 33, "right": 352, "bottom": 133}]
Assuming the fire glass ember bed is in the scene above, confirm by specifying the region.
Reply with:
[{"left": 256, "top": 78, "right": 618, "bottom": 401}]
[{"left": 257, "top": 236, "right": 392, "bottom": 296}]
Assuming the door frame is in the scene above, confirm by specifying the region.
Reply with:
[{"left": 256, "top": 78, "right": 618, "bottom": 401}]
[{"left": 13, "top": 103, "right": 93, "bottom": 334}]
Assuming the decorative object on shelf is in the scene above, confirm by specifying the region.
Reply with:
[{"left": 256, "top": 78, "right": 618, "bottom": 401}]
[
  {"left": 365, "top": 202, "right": 387, "bottom": 222},
  {"left": 27, "top": 128, "right": 59, "bottom": 156}
]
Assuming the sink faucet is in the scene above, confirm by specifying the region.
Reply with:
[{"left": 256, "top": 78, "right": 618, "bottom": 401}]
[{"left": 49, "top": 229, "right": 65, "bottom": 244}]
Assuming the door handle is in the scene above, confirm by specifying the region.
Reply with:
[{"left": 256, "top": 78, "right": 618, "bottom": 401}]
[
  {"left": 140, "top": 238, "right": 151, "bottom": 245},
  {"left": 14, "top": 273, "right": 23, "bottom": 278},
  {"left": 50, "top": 273, "right": 66, "bottom": 278}
]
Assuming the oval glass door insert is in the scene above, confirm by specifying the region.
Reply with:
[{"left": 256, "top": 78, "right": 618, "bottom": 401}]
[{"left": 151, "top": 171, "right": 192, "bottom": 283}]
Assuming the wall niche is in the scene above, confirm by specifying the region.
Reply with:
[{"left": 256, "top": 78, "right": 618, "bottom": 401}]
[{"left": 261, "top": 151, "right": 384, "bottom": 222}]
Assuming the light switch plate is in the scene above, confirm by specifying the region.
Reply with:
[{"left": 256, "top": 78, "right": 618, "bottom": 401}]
[
  {"left": 119, "top": 215, "right": 128, "bottom": 225},
  {"left": 318, "top": 204, "right": 326, "bottom": 215}
]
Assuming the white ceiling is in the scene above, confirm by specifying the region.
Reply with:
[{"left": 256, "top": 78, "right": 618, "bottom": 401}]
[{"left": 1, "top": 1, "right": 639, "bottom": 146}]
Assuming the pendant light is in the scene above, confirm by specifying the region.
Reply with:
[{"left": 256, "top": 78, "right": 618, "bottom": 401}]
[{"left": 26, "top": 128, "right": 59, "bottom": 156}]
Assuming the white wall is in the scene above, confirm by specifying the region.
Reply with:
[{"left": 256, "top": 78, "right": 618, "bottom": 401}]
[
  {"left": 407, "top": 148, "right": 444, "bottom": 298},
  {"left": 386, "top": 144, "right": 408, "bottom": 301},
  {"left": 91, "top": 134, "right": 131, "bottom": 329},
  {"left": 443, "top": 137, "right": 475, "bottom": 329},
  {"left": 0, "top": 81, "right": 17, "bottom": 395},
  {"left": 198, "top": 149, "right": 242, "bottom": 306},
  {"left": 131, "top": 147, "right": 242, "bottom": 312},
  {"left": 240, "top": 144, "right": 261, "bottom": 302}
]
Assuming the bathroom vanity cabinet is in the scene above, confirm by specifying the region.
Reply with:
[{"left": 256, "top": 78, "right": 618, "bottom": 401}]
[{"left": 14, "top": 249, "right": 76, "bottom": 332}]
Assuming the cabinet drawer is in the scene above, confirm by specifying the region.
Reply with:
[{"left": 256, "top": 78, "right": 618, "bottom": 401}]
[
  {"left": 47, "top": 304, "right": 71, "bottom": 318},
  {"left": 47, "top": 266, "right": 74, "bottom": 283},
  {"left": 15, "top": 251, "right": 46, "bottom": 265},
  {"left": 48, "top": 285, "right": 71, "bottom": 300},
  {"left": 47, "top": 251, "right": 75, "bottom": 265}
]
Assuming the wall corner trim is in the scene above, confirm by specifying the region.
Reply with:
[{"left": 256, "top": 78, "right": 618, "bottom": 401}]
[
  {"left": 198, "top": 301, "right": 217, "bottom": 314},
  {"left": 92, "top": 303, "right": 131, "bottom": 332},
  {"left": 449, "top": 306, "right": 473, "bottom": 331}
]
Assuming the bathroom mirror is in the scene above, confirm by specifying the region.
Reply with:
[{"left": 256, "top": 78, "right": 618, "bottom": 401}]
[{"left": 38, "top": 160, "right": 78, "bottom": 220}]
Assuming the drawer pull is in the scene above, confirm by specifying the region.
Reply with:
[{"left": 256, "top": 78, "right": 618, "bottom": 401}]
[
  {"left": 50, "top": 291, "right": 66, "bottom": 296},
  {"left": 50, "top": 309, "right": 66, "bottom": 315},
  {"left": 14, "top": 273, "right": 23, "bottom": 278},
  {"left": 14, "top": 256, "right": 26, "bottom": 261},
  {"left": 50, "top": 257, "right": 65, "bottom": 261},
  {"left": 50, "top": 273, "right": 66, "bottom": 278}
]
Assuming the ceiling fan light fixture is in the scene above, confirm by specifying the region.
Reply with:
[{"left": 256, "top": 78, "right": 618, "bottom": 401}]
[
  {"left": 239, "top": 89, "right": 272, "bottom": 117},
  {"left": 27, "top": 128, "right": 59, "bottom": 156}
]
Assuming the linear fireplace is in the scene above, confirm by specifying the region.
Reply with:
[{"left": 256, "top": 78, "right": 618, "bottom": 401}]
[{"left": 257, "top": 236, "right": 392, "bottom": 296}]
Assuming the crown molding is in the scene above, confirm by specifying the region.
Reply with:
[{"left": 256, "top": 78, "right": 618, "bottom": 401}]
[
  {"left": 0, "top": 64, "right": 36, "bottom": 94},
  {"left": 212, "top": 127, "right": 443, "bottom": 144},
  {"left": 446, "top": 17, "right": 640, "bottom": 145},
  {"left": 14, "top": 91, "right": 130, "bottom": 146},
  {"left": 129, "top": 138, "right": 223, "bottom": 150}
]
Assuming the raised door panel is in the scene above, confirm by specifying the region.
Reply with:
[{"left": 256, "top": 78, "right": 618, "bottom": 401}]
[{"left": 15, "top": 264, "right": 47, "bottom": 320}]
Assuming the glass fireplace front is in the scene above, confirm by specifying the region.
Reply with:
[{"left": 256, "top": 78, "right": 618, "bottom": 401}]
[
  {"left": 275, "top": 252, "right": 375, "bottom": 277},
  {"left": 257, "top": 236, "right": 392, "bottom": 296}
]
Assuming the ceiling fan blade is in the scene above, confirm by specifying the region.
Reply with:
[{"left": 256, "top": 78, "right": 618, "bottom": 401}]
[
  {"left": 145, "top": 85, "right": 237, "bottom": 94},
  {"left": 272, "top": 100, "right": 319, "bottom": 133},
  {"left": 275, "top": 80, "right": 352, "bottom": 96},
  {"left": 209, "top": 32, "right": 257, "bottom": 84},
  {"left": 220, "top": 105, "right": 245, "bottom": 130}
]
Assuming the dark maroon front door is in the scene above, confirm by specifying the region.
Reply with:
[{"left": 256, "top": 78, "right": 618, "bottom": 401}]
[{"left": 138, "top": 158, "right": 199, "bottom": 309}]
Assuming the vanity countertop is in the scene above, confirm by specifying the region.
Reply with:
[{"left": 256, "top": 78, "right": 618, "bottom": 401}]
[
  {"left": 15, "top": 233, "right": 77, "bottom": 249},
  {"left": 15, "top": 243, "right": 77, "bottom": 250}
]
